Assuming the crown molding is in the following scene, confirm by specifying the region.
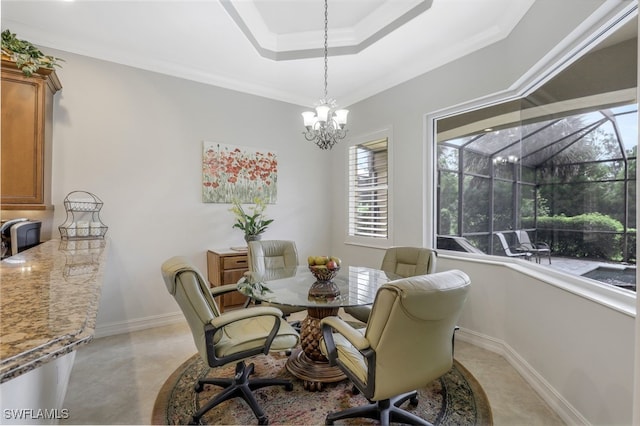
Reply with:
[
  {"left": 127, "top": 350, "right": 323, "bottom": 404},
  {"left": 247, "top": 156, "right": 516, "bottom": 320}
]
[{"left": 220, "top": 0, "right": 433, "bottom": 61}]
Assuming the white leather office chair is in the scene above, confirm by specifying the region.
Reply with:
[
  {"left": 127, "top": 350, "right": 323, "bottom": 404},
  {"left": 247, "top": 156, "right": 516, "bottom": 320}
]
[
  {"left": 161, "top": 256, "right": 299, "bottom": 424},
  {"left": 247, "top": 240, "right": 305, "bottom": 318},
  {"left": 345, "top": 246, "right": 437, "bottom": 323},
  {"left": 321, "top": 270, "right": 471, "bottom": 425}
]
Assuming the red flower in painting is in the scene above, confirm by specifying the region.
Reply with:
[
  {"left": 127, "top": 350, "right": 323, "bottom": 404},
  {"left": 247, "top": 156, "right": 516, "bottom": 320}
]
[{"left": 202, "top": 143, "right": 278, "bottom": 203}]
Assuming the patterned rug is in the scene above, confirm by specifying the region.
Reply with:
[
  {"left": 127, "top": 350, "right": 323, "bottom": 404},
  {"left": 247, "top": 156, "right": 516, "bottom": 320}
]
[{"left": 152, "top": 352, "right": 492, "bottom": 425}]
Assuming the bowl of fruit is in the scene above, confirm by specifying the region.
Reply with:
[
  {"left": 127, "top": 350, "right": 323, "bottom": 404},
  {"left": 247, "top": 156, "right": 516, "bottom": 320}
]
[{"left": 308, "top": 255, "right": 341, "bottom": 282}]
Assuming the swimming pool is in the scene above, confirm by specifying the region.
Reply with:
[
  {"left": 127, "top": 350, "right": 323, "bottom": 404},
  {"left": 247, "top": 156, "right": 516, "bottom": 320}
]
[{"left": 582, "top": 267, "right": 636, "bottom": 291}]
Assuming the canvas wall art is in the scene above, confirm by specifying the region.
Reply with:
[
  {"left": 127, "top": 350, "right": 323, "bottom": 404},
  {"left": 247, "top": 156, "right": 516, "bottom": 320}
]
[{"left": 202, "top": 142, "right": 278, "bottom": 203}]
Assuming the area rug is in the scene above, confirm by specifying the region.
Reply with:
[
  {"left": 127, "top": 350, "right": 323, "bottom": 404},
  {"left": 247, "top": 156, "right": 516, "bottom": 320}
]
[{"left": 152, "top": 352, "right": 492, "bottom": 425}]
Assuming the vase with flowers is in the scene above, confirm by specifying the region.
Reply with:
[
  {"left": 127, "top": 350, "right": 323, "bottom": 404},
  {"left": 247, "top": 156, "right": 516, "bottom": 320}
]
[{"left": 230, "top": 197, "right": 274, "bottom": 243}]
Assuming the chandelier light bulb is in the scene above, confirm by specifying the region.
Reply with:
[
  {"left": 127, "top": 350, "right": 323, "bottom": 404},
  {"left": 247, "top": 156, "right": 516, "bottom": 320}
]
[
  {"left": 315, "top": 104, "right": 331, "bottom": 124},
  {"left": 302, "top": 111, "right": 317, "bottom": 128},
  {"left": 334, "top": 109, "right": 349, "bottom": 127}
]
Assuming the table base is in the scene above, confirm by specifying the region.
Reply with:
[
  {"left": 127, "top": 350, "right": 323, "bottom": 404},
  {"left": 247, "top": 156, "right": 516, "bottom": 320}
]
[
  {"left": 285, "top": 307, "right": 346, "bottom": 391},
  {"left": 285, "top": 348, "right": 346, "bottom": 391}
]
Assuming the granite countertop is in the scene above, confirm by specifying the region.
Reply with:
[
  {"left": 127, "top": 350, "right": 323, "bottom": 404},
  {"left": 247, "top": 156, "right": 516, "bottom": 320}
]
[{"left": 0, "top": 238, "right": 108, "bottom": 383}]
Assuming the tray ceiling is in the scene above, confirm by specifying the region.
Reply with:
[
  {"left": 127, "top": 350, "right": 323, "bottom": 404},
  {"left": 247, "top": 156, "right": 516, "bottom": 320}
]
[{"left": 2, "top": 0, "right": 535, "bottom": 107}]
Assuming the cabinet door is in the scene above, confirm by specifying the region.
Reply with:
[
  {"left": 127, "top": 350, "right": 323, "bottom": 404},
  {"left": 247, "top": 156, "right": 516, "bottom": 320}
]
[
  {"left": 1, "top": 75, "right": 44, "bottom": 205},
  {"left": 222, "top": 269, "right": 248, "bottom": 310},
  {"left": 222, "top": 268, "right": 246, "bottom": 284}
]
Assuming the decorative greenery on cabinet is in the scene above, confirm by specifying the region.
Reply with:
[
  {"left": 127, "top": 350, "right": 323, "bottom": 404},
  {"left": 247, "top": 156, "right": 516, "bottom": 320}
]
[{"left": 1, "top": 30, "right": 63, "bottom": 76}]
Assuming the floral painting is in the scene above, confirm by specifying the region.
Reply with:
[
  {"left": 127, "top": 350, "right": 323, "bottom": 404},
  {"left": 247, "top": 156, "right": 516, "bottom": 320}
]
[{"left": 202, "top": 142, "right": 278, "bottom": 203}]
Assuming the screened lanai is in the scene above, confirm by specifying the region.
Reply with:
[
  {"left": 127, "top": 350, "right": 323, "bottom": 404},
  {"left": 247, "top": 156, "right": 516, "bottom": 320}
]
[
  {"left": 435, "top": 22, "right": 637, "bottom": 292},
  {"left": 437, "top": 103, "right": 637, "bottom": 288}
]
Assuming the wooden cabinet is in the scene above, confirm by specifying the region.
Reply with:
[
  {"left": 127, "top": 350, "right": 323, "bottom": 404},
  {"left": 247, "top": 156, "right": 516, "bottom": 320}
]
[
  {"left": 206, "top": 249, "right": 248, "bottom": 312},
  {"left": 1, "top": 60, "right": 62, "bottom": 210}
]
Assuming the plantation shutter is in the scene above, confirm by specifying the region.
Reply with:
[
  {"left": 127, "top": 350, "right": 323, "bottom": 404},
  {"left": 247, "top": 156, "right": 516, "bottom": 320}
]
[{"left": 348, "top": 138, "right": 388, "bottom": 239}]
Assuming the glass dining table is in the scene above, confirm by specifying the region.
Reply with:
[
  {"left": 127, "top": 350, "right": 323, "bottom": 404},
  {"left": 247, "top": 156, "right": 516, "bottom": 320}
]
[{"left": 248, "top": 265, "right": 393, "bottom": 391}]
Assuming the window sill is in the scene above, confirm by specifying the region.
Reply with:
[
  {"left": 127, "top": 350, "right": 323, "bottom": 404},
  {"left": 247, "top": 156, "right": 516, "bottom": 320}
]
[
  {"left": 438, "top": 250, "right": 636, "bottom": 318},
  {"left": 344, "top": 238, "right": 392, "bottom": 250}
]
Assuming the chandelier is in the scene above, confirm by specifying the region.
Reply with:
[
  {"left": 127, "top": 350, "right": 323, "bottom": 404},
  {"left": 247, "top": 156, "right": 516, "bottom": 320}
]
[
  {"left": 492, "top": 155, "right": 519, "bottom": 165},
  {"left": 301, "top": 0, "right": 349, "bottom": 150}
]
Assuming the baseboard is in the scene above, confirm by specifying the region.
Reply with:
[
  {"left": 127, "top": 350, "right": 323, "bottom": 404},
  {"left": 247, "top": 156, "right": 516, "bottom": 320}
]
[
  {"left": 94, "top": 312, "right": 185, "bottom": 338},
  {"left": 457, "top": 328, "right": 589, "bottom": 425}
]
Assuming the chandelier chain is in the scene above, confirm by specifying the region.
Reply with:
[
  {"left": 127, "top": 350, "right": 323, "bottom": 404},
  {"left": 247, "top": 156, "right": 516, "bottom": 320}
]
[
  {"left": 301, "top": 0, "right": 348, "bottom": 150},
  {"left": 323, "top": 0, "right": 328, "bottom": 99}
]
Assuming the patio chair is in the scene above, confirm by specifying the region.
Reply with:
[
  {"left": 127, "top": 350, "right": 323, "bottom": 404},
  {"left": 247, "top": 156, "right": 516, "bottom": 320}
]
[
  {"left": 515, "top": 230, "right": 551, "bottom": 264},
  {"left": 495, "top": 232, "right": 531, "bottom": 260}
]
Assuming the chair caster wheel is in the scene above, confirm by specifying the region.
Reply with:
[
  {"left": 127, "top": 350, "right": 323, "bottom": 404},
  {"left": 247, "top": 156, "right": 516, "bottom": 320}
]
[
  {"left": 194, "top": 383, "right": 204, "bottom": 393},
  {"left": 325, "top": 419, "right": 335, "bottom": 425},
  {"left": 409, "top": 396, "right": 419, "bottom": 406},
  {"left": 351, "top": 385, "right": 360, "bottom": 395},
  {"left": 189, "top": 416, "right": 200, "bottom": 425},
  {"left": 258, "top": 415, "right": 269, "bottom": 425},
  {"left": 284, "top": 383, "right": 293, "bottom": 391}
]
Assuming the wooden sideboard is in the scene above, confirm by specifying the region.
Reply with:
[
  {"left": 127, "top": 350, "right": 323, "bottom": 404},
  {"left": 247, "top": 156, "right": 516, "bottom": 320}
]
[
  {"left": 206, "top": 248, "right": 248, "bottom": 312},
  {"left": 1, "top": 60, "right": 62, "bottom": 210}
]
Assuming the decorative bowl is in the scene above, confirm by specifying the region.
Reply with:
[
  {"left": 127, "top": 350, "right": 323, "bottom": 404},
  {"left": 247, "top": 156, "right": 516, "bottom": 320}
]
[{"left": 309, "top": 265, "right": 340, "bottom": 282}]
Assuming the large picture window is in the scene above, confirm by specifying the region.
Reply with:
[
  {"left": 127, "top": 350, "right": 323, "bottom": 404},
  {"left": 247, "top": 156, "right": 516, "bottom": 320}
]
[{"left": 435, "top": 19, "right": 637, "bottom": 293}]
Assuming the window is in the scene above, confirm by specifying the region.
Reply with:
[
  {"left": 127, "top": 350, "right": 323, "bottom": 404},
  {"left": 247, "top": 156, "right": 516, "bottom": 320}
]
[
  {"left": 347, "top": 137, "right": 390, "bottom": 245},
  {"left": 434, "top": 18, "right": 637, "bottom": 293},
  {"left": 438, "top": 104, "right": 637, "bottom": 264}
]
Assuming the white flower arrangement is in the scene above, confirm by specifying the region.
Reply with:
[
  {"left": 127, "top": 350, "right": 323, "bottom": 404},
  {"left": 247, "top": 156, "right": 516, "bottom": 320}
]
[{"left": 236, "top": 271, "right": 272, "bottom": 298}]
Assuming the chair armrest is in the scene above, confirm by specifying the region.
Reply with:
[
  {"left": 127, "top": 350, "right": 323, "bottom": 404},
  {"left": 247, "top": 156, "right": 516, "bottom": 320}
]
[
  {"left": 210, "top": 306, "right": 284, "bottom": 329},
  {"left": 210, "top": 283, "right": 242, "bottom": 297},
  {"left": 321, "top": 316, "right": 370, "bottom": 351},
  {"left": 514, "top": 245, "right": 532, "bottom": 255},
  {"left": 321, "top": 316, "right": 375, "bottom": 395},
  {"left": 205, "top": 306, "right": 288, "bottom": 367}
]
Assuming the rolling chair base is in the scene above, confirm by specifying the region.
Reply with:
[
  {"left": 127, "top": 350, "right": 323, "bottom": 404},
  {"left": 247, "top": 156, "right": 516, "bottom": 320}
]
[
  {"left": 192, "top": 360, "right": 293, "bottom": 425},
  {"left": 325, "top": 390, "right": 432, "bottom": 426}
]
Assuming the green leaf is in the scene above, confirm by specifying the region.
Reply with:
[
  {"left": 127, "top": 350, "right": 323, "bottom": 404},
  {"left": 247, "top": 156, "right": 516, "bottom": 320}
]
[{"left": 1, "top": 29, "right": 63, "bottom": 76}]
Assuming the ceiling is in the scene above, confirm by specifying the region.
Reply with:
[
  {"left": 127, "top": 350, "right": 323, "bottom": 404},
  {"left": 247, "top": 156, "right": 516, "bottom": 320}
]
[{"left": 1, "top": 0, "right": 537, "bottom": 107}]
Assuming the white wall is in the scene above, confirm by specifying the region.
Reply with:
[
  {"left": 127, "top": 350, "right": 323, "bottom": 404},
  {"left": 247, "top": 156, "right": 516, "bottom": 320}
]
[
  {"left": 440, "top": 254, "right": 635, "bottom": 425},
  {"left": 328, "top": 1, "right": 639, "bottom": 425},
  {"left": 47, "top": 51, "right": 333, "bottom": 335}
]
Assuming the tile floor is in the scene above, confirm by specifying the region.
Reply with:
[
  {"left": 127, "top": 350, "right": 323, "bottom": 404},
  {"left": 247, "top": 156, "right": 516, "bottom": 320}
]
[{"left": 61, "top": 316, "right": 564, "bottom": 425}]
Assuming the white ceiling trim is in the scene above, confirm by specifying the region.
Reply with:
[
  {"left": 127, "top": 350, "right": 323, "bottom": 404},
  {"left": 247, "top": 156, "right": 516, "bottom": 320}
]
[
  {"left": 1, "top": 0, "right": 538, "bottom": 108},
  {"left": 221, "top": 0, "right": 433, "bottom": 60}
]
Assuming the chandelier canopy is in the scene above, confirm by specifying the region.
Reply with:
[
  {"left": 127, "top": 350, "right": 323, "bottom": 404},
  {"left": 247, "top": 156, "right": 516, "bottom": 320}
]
[{"left": 301, "top": 0, "right": 349, "bottom": 150}]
